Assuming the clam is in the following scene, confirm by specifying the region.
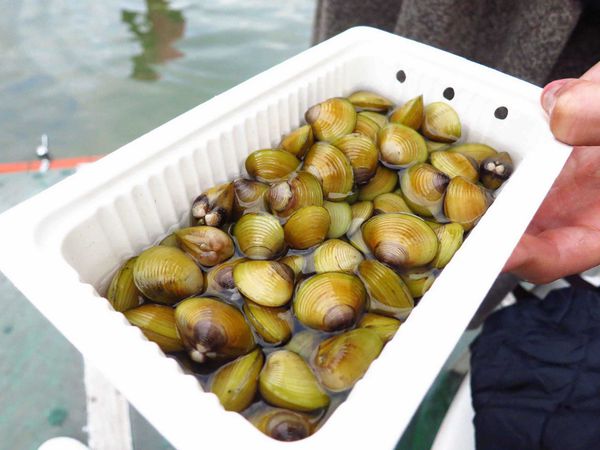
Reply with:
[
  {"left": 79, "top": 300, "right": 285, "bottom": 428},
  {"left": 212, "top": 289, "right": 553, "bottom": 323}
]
[
  {"left": 243, "top": 300, "right": 293, "bottom": 346},
  {"left": 124, "top": 304, "right": 184, "bottom": 352},
  {"left": 305, "top": 97, "right": 357, "bottom": 142},
  {"left": 259, "top": 350, "right": 330, "bottom": 412},
  {"left": 245, "top": 149, "right": 300, "bottom": 183},
  {"left": 250, "top": 407, "right": 315, "bottom": 442},
  {"left": 175, "top": 297, "right": 255, "bottom": 363},
  {"left": 285, "top": 330, "right": 321, "bottom": 361},
  {"left": 268, "top": 171, "right": 323, "bottom": 218},
  {"left": 233, "top": 213, "right": 285, "bottom": 259},
  {"left": 279, "top": 254, "right": 307, "bottom": 278},
  {"left": 323, "top": 201, "right": 352, "bottom": 238},
  {"left": 449, "top": 143, "right": 497, "bottom": 164},
  {"left": 378, "top": 123, "right": 428, "bottom": 168},
  {"left": 430, "top": 150, "right": 479, "bottom": 183},
  {"left": 425, "top": 139, "right": 451, "bottom": 153},
  {"left": 431, "top": 222, "right": 464, "bottom": 269},
  {"left": 284, "top": 206, "right": 330, "bottom": 250},
  {"left": 347, "top": 229, "right": 371, "bottom": 255},
  {"left": 210, "top": 348, "right": 264, "bottom": 412},
  {"left": 347, "top": 200, "right": 374, "bottom": 235},
  {"left": 303, "top": 142, "right": 354, "bottom": 201},
  {"left": 421, "top": 102, "right": 461, "bottom": 143},
  {"left": 399, "top": 163, "right": 450, "bottom": 217},
  {"left": 204, "top": 257, "right": 246, "bottom": 299},
  {"left": 294, "top": 272, "right": 366, "bottom": 331},
  {"left": 159, "top": 233, "right": 179, "bottom": 247},
  {"left": 358, "top": 165, "right": 398, "bottom": 201},
  {"left": 176, "top": 226, "right": 235, "bottom": 267},
  {"left": 191, "top": 182, "right": 234, "bottom": 227},
  {"left": 279, "top": 125, "right": 314, "bottom": 158},
  {"left": 333, "top": 133, "right": 379, "bottom": 184},
  {"left": 232, "top": 178, "right": 269, "bottom": 217},
  {"left": 480, "top": 151, "right": 514, "bottom": 190},
  {"left": 400, "top": 268, "right": 437, "bottom": 298},
  {"left": 361, "top": 111, "right": 388, "bottom": 129},
  {"left": 313, "top": 329, "right": 383, "bottom": 392},
  {"left": 133, "top": 246, "right": 204, "bottom": 305},
  {"left": 389, "top": 95, "right": 424, "bottom": 130},
  {"left": 313, "top": 239, "right": 364, "bottom": 274},
  {"left": 347, "top": 90, "right": 394, "bottom": 112},
  {"left": 361, "top": 213, "right": 438, "bottom": 269},
  {"left": 358, "top": 313, "right": 401, "bottom": 342},
  {"left": 443, "top": 176, "right": 491, "bottom": 230},
  {"left": 357, "top": 259, "right": 414, "bottom": 319},
  {"left": 373, "top": 192, "right": 412, "bottom": 215},
  {"left": 353, "top": 112, "right": 380, "bottom": 142},
  {"left": 107, "top": 257, "right": 141, "bottom": 312},
  {"left": 233, "top": 260, "right": 294, "bottom": 307}
]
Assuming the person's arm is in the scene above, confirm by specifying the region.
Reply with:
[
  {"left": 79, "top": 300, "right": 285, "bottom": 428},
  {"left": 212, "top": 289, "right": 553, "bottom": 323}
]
[{"left": 504, "top": 62, "right": 600, "bottom": 283}]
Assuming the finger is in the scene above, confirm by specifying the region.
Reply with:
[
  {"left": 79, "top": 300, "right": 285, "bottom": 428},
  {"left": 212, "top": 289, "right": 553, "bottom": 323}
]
[
  {"left": 541, "top": 79, "right": 600, "bottom": 146},
  {"left": 504, "top": 226, "right": 600, "bottom": 284},
  {"left": 582, "top": 61, "right": 600, "bottom": 83}
]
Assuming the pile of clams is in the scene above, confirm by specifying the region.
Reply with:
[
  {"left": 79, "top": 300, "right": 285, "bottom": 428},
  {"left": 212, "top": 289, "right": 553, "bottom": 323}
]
[{"left": 107, "top": 91, "right": 513, "bottom": 441}]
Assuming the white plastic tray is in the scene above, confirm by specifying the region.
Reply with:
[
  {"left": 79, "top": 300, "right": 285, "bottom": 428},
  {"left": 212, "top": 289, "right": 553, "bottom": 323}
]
[{"left": 0, "top": 27, "right": 571, "bottom": 449}]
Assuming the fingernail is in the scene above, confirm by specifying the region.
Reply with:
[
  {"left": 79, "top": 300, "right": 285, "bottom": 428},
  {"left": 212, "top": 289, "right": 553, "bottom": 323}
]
[{"left": 541, "top": 79, "right": 569, "bottom": 114}]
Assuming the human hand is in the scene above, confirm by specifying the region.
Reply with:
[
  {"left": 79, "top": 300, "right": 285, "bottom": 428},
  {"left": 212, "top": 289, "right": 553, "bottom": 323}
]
[{"left": 504, "top": 62, "right": 600, "bottom": 284}]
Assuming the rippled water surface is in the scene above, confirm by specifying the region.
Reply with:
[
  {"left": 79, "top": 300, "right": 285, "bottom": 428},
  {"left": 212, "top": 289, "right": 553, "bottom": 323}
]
[{"left": 0, "top": 0, "right": 315, "bottom": 162}]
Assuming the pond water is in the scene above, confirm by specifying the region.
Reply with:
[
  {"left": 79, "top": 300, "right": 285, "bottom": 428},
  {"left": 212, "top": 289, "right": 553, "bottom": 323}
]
[{"left": 0, "top": 0, "right": 315, "bottom": 162}]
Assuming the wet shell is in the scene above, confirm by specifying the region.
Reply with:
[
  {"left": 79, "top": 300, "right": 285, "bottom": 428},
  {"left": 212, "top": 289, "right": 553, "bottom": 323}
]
[
  {"left": 361, "top": 111, "right": 388, "bottom": 129},
  {"left": 175, "top": 297, "right": 255, "bottom": 363},
  {"left": 124, "top": 304, "right": 184, "bottom": 352},
  {"left": 353, "top": 112, "right": 380, "bottom": 141},
  {"left": 421, "top": 102, "right": 461, "bottom": 143},
  {"left": 347, "top": 90, "right": 394, "bottom": 112},
  {"left": 373, "top": 192, "right": 412, "bottom": 215},
  {"left": 210, "top": 348, "right": 264, "bottom": 412},
  {"left": 279, "top": 125, "right": 314, "bottom": 158},
  {"left": 449, "top": 143, "right": 497, "bottom": 164},
  {"left": 323, "top": 201, "right": 352, "bottom": 238},
  {"left": 358, "top": 313, "right": 401, "bottom": 342},
  {"left": 243, "top": 300, "right": 293, "bottom": 346},
  {"left": 133, "top": 246, "right": 204, "bottom": 305},
  {"left": 443, "top": 176, "right": 491, "bottom": 230},
  {"left": 259, "top": 350, "right": 330, "bottom": 412},
  {"left": 285, "top": 330, "right": 321, "bottom": 361},
  {"left": 191, "top": 182, "right": 234, "bottom": 227},
  {"left": 294, "top": 272, "right": 366, "bottom": 331},
  {"left": 233, "top": 260, "right": 294, "bottom": 307},
  {"left": 425, "top": 139, "right": 451, "bottom": 153},
  {"left": 232, "top": 178, "right": 269, "bottom": 217},
  {"left": 358, "top": 165, "right": 398, "bottom": 201},
  {"left": 357, "top": 259, "right": 414, "bottom": 319},
  {"left": 378, "top": 123, "right": 428, "bottom": 168},
  {"left": 313, "top": 239, "right": 364, "bottom": 274},
  {"left": 305, "top": 97, "right": 357, "bottom": 142},
  {"left": 400, "top": 268, "right": 437, "bottom": 298},
  {"left": 233, "top": 213, "right": 285, "bottom": 259},
  {"left": 430, "top": 150, "right": 479, "bottom": 183},
  {"left": 251, "top": 407, "right": 315, "bottom": 442},
  {"left": 107, "top": 257, "right": 142, "bottom": 312},
  {"left": 303, "top": 142, "right": 354, "bottom": 201},
  {"left": 347, "top": 200, "right": 374, "bottom": 235},
  {"left": 204, "top": 257, "right": 246, "bottom": 299},
  {"left": 268, "top": 171, "right": 323, "bottom": 218},
  {"left": 279, "top": 254, "right": 307, "bottom": 278},
  {"left": 245, "top": 149, "right": 300, "bottom": 183},
  {"left": 176, "top": 226, "right": 235, "bottom": 267},
  {"left": 284, "top": 206, "right": 330, "bottom": 250},
  {"left": 313, "top": 328, "right": 383, "bottom": 392},
  {"left": 431, "top": 222, "right": 464, "bottom": 269},
  {"left": 333, "top": 133, "right": 379, "bottom": 184},
  {"left": 361, "top": 213, "right": 439, "bottom": 269},
  {"left": 389, "top": 95, "right": 424, "bottom": 130},
  {"left": 480, "top": 151, "right": 514, "bottom": 190},
  {"left": 399, "top": 163, "right": 450, "bottom": 217}
]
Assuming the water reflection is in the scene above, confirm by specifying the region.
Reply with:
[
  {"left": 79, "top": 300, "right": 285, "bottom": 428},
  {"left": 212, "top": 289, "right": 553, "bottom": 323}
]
[{"left": 121, "top": 0, "right": 186, "bottom": 81}]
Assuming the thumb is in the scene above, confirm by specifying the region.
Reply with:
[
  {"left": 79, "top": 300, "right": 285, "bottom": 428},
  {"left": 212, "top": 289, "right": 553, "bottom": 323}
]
[{"left": 541, "top": 78, "right": 600, "bottom": 146}]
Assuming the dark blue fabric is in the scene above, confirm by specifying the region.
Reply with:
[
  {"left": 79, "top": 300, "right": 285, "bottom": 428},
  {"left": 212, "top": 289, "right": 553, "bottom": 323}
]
[{"left": 470, "top": 287, "right": 600, "bottom": 450}]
